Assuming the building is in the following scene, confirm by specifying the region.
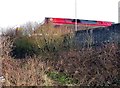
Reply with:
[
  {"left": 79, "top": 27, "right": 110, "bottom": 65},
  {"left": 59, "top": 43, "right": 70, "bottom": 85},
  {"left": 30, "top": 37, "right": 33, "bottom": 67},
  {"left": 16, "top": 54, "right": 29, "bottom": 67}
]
[{"left": 44, "top": 17, "right": 114, "bottom": 31}]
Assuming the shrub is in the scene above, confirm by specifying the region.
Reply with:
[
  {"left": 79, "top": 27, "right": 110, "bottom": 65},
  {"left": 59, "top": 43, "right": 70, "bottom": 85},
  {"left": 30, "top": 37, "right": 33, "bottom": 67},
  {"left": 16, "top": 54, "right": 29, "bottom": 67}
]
[
  {"left": 32, "top": 23, "right": 74, "bottom": 52},
  {"left": 11, "top": 36, "right": 38, "bottom": 58},
  {"left": 10, "top": 23, "right": 75, "bottom": 58}
]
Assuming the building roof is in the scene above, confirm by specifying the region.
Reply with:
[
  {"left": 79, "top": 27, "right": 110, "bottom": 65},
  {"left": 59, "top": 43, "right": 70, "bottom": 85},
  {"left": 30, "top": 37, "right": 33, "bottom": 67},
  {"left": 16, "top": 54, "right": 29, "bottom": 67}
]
[{"left": 45, "top": 17, "right": 114, "bottom": 27}]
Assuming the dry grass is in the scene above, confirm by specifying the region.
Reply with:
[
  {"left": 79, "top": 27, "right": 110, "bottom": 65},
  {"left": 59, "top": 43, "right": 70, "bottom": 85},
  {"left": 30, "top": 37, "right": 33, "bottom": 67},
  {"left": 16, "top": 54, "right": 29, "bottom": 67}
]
[{"left": 2, "top": 56, "right": 57, "bottom": 86}]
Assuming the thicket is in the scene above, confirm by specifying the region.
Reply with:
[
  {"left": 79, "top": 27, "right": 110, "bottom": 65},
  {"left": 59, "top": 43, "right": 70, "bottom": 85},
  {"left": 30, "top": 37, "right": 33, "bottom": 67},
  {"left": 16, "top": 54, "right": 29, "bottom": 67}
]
[
  {"left": 5, "top": 23, "right": 75, "bottom": 58},
  {"left": 1, "top": 22, "right": 120, "bottom": 86}
]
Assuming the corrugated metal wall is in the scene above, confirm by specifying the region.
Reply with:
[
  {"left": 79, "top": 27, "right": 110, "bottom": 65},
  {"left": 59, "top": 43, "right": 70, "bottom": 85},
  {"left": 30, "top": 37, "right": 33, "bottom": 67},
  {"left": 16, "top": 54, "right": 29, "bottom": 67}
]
[{"left": 73, "top": 24, "right": 120, "bottom": 47}]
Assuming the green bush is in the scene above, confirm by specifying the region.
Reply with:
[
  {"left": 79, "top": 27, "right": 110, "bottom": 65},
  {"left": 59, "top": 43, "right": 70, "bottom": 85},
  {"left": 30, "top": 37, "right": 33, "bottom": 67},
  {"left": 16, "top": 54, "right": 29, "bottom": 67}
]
[
  {"left": 10, "top": 33, "right": 74, "bottom": 59},
  {"left": 10, "top": 23, "right": 75, "bottom": 59},
  {"left": 11, "top": 36, "right": 38, "bottom": 58}
]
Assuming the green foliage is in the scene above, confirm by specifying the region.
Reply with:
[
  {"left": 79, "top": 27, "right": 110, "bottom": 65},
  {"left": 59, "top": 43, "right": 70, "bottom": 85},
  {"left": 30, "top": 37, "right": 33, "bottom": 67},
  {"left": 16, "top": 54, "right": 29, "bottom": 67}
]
[
  {"left": 9, "top": 23, "right": 75, "bottom": 59},
  {"left": 46, "top": 71, "right": 75, "bottom": 85},
  {"left": 11, "top": 36, "right": 38, "bottom": 58}
]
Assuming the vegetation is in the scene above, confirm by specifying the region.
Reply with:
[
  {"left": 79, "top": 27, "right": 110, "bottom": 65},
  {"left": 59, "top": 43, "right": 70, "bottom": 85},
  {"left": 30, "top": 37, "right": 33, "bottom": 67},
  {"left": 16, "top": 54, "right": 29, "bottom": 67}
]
[
  {"left": 46, "top": 71, "right": 76, "bottom": 85},
  {"left": 9, "top": 23, "right": 74, "bottom": 58},
  {"left": 1, "top": 22, "right": 120, "bottom": 86}
]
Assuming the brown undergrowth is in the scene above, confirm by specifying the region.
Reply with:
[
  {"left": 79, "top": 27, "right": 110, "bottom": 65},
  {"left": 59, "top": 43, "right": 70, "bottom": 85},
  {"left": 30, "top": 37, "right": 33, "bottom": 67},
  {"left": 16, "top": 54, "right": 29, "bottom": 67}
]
[{"left": 1, "top": 23, "right": 120, "bottom": 86}]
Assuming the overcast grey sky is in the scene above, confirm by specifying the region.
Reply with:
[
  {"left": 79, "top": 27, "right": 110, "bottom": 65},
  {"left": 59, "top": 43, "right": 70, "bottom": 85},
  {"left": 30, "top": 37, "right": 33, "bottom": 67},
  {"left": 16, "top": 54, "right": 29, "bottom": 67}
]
[{"left": 0, "top": 0, "right": 119, "bottom": 28}]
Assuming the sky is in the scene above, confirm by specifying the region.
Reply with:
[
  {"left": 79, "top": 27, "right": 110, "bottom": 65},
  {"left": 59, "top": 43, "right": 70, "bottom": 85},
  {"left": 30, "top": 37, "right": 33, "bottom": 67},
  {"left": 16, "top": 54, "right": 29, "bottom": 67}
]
[{"left": 0, "top": 0, "right": 119, "bottom": 28}]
